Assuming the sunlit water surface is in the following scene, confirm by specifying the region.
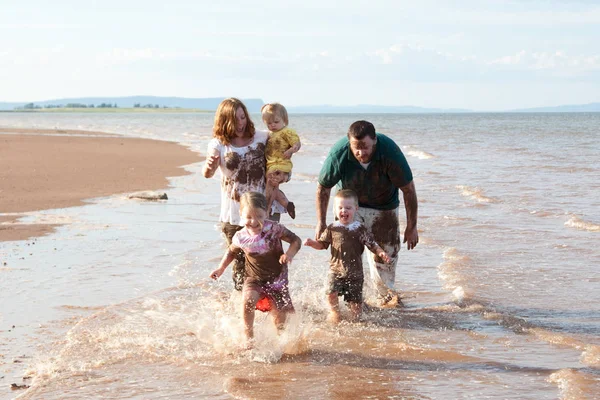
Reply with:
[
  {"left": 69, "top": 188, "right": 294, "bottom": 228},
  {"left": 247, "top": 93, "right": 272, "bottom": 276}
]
[{"left": 1, "top": 112, "right": 599, "bottom": 399}]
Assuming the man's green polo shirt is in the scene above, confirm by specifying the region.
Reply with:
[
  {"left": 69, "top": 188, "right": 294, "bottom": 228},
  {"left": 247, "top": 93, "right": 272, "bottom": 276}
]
[{"left": 318, "top": 133, "right": 413, "bottom": 210}]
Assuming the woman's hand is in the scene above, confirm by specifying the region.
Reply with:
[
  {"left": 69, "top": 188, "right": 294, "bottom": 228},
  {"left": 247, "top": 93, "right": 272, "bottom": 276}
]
[
  {"left": 202, "top": 154, "right": 220, "bottom": 178},
  {"left": 206, "top": 154, "right": 220, "bottom": 170}
]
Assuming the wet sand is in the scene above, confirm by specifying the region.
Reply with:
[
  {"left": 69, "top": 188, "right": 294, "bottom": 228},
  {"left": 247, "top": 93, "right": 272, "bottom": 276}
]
[{"left": 0, "top": 128, "right": 203, "bottom": 241}]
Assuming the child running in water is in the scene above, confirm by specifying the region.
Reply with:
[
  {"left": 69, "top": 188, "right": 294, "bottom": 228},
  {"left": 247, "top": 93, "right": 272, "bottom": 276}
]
[
  {"left": 261, "top": 103, "right": 302, "bottom": 219},
  {"left": 209, "top": 191, "right": 302, "bottom": 347},
  {"left": 304, "top": 189, "right": 391, "bottom": 324}
]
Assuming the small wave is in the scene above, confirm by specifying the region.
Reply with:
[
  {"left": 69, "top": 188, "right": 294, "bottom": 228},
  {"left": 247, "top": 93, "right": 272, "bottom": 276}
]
[
  {"left": 287, "top": 223, "right": 315, "bottom": 229},
  {"left": 437, "top": 248, "right": 474, "bottom": 300},
  {"left": 548, "top": 368, "right": 600, "bottom": 400},
  {"left": 405, "top": 150, "right": 435, "bottom": 160},
  {"left": 528, "top": 328, "right": 600, "bottom": 368},
  {"left": 57, "top": 305, "right": 105, "bottom": 311},
  {"left": 456, "top": 185, "right": 498, "bottom": 204},
  {"left": 292, "top": 172, "right": 318, "bottom": 183},
  {"left": 529, "top": 210, "right": 555, "bottom": 217},
  {"left": 564, "top": 215, "right": 600, "bottom": 232},
  {"left": 581, "top": 345, "right": 600, "bottom": 367}
]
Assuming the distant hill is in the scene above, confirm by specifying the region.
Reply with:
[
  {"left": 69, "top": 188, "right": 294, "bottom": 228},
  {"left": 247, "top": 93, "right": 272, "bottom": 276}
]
[
  {"left": 287, "top": 104, "right": 472, "bottom": 113},
  {"left": 508, "top": 102, "right": 600, "bottom": 113},
  {"left": 0, "top": 96, "right": 265, "bottom": 112},
  {"left": 2, "top": 97, "right": 599, "bottom": 113}
]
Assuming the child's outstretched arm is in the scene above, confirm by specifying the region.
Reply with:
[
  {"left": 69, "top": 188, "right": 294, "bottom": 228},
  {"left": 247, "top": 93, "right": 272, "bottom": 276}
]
[
  {"left": 209, "top": 249, "right": 235, "bottom": 280},
  {"left": 373, "top": 246, "right": 392, "bottom": 263},
  {"left": 303, "top": 238, "right": 325, "bottom": 250},
  {"left": 362, "top": 230, "right": 392, "bottom": 263},
  {"left": 280, "top": 231, "right": 302, "bottom": 264}
]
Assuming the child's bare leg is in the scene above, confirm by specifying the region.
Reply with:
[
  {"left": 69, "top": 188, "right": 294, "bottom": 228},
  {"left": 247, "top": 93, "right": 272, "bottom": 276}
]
[
  {"left": 274, "top": 177, "right": 295, "bottom": 219},
  {"left": 327, "top": 292, "right": 341, "bottom": 324},
  {"left": 265, "top": 180, "right": 278, "bottom": 217},
  {"left": 274, "top": 188, "right": 289, "bottom": 208},
  {"left": 242, "top": 288, "right": 260, "bottom": 346},
  {"left": 348, "top": 301, "right": 362, "bottom": 322},
  {"left": 270, "top": 307, "right": 288, "bottom": 333}
]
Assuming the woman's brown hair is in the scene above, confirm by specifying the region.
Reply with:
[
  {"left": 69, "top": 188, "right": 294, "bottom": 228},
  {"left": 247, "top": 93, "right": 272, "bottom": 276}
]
[{"left": 213, "top": 98, "right": 256, "bottom": 145}]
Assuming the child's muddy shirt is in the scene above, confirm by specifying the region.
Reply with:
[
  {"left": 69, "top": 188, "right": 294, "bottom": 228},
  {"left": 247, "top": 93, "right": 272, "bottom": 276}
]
[
  {"left": 265, "top": 127, "right": 300, "bottom": 174},
  {"left": 317, "top": 221, "right": 381, "bottom": 279},
  {"left": 231, "top": 220, "right": 298, "bottom": 283}
]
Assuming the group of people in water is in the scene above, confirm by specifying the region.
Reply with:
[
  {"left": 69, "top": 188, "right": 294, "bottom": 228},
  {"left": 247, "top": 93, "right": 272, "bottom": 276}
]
[{"left": 203, "top": 98, "right": 419, "bottom": 347}]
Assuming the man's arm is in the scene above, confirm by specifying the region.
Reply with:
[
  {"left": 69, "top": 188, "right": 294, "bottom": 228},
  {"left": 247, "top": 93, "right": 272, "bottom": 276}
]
[
  {"left": 315, "top": 184, "right": 332, "bottom": 239},
  {"left": 399, "top": 180, "right": 418, "bottom": 250}
]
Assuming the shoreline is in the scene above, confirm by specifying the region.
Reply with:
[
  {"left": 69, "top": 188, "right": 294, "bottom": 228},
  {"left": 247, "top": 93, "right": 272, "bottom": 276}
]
[
  {"left": 0, "top": 108, "right": 212, "bottom": 113},
  {"left": 0, "top": 128, "right": 203, "bottom": 242}
]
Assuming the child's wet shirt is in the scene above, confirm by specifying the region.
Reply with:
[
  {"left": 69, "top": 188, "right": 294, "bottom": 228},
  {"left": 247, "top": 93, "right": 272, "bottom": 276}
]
[
  {"left": 317, "top": 221, "right": 380, "bottom": 279},
  {"left": 231, "top": 220, "right": 295, "bottom": 282}
]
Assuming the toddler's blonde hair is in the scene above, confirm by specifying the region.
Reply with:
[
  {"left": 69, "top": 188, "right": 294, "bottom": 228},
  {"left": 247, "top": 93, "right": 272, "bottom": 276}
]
[{"left": 261, "top": 102, "right": 289, "bottom": 126}]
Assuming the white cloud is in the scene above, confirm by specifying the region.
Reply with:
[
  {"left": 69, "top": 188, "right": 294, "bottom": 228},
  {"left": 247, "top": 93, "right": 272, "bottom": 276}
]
[
  {"left": 93, "top": 48, "right": 288, "bottom": 65},
  {"left": 488, "top": 50, "right": 600, "bottom": 74},
  {"left": 433, "top": 6, "right": 600, "bottom": 26},
  {"left": 489, "top": 50, "right": 527, "bottom": 65},
  {"left": 0, "top": 23, "right": 84, "bottom": 30}
]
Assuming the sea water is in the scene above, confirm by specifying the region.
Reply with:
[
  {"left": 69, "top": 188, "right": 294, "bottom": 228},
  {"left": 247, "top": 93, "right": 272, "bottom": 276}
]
[{"left": 0, "top": 112, "right": 599, "bottom": 399}]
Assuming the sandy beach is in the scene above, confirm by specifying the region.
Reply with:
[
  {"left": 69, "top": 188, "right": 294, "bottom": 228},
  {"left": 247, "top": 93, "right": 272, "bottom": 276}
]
[{"left": 0, "top": 128, "right": 203, "bottom": 241}]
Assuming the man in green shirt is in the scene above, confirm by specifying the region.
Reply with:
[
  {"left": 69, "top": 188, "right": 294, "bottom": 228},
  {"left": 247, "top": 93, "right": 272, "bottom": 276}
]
[{"left": 316, "top": 120, "right": 419, "bottom": 307}]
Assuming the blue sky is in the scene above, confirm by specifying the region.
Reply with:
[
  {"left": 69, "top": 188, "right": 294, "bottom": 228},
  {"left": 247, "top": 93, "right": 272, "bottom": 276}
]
[{"left": 1, "top": 0, "right": 599, "bottom": 110}]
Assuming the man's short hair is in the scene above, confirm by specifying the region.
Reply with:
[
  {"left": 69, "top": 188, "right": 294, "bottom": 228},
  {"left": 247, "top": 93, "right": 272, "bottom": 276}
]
[{"left": 348, "top": 120, "right": 376, "bottom": 140}]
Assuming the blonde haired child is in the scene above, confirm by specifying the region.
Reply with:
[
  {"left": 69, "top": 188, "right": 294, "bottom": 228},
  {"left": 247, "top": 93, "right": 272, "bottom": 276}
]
[
  {"left": 209, "top": 191, "right": 302, "bottom": 347},
  {"left": 304, "top": 189, "right": 391, "bottom": 323},
  {"left": 261, "top": 103, "right": 301, "bottom": 219}
]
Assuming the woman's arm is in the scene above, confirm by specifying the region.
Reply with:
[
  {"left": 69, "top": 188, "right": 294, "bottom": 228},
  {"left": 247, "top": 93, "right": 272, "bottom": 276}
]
[{"left": 202, "top": 154, "right": 220, "bottom": 178}]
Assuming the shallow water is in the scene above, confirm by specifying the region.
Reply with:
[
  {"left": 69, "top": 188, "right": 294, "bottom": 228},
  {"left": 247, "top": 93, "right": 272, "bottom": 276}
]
[{"left": 1, "top": 112, "right": 599, "bottom": 399}]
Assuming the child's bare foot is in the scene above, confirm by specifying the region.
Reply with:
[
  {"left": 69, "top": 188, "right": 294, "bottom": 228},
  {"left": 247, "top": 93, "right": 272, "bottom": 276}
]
[
  {"left": 378, "top": 292, "right": 401, "bottom": 308},
  {"left": 327, "top": 310, "right": 341, "bottom": 325},
  {"left": 241, "top": 337, "right": 255, "bottom": 350},
  {"left": 286, "top": 202, "right": 296, "bottom": 219}
]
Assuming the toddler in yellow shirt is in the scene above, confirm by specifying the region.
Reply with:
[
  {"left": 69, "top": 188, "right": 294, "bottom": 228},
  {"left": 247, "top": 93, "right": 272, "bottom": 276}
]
[{"left": 261, "top": 103, "right": 301, "bottom": 219}]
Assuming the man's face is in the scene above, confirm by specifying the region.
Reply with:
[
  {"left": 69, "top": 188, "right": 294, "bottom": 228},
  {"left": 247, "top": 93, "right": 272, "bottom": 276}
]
[{"left": 349, "top": 136, "right": 376, "bottom": 163}]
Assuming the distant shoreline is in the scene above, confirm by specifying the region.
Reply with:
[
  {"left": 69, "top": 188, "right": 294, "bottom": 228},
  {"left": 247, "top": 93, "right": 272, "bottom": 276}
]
[{"left": 0, "top": 107, "right": 212, "bottom": 113}]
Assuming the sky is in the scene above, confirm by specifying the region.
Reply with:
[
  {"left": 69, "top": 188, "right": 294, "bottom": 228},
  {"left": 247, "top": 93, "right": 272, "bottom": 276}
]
[{"left": 1, "top": 0, "right": 600, "bottom": 110}]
